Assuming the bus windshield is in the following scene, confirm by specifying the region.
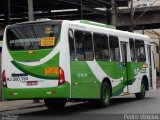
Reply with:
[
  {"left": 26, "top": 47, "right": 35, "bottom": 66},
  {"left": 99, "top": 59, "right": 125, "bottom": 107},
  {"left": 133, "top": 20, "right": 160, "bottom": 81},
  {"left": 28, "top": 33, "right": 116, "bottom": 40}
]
[{"left": 6, "top": 22, "right": 61, "bottom": 51}]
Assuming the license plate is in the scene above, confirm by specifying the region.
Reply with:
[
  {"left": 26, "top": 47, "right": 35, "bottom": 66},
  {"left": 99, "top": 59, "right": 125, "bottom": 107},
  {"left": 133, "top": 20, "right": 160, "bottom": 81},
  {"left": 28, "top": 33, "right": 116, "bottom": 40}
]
[
  {"left": 45, "top": 67, "right": 59, "bottom": 75},
  {"left": 27, "top": 81, "right": 38, "bottom": 86}
]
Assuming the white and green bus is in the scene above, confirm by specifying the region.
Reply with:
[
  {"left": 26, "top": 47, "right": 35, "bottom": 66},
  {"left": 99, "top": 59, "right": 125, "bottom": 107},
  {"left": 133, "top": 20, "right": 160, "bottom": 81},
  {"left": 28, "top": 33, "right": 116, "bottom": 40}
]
[{"left": 1, "top": 19, "right": 156, "bottom": 109}]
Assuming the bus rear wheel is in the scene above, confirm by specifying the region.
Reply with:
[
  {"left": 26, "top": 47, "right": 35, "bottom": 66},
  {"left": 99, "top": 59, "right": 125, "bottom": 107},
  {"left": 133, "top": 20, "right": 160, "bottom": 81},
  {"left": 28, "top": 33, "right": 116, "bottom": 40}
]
[
  {"left": 44, "top": 98, "right": 66, "bottom": 110},
  {"left": 95, "top": 82, "right": 111, "bottom": 108},
  {"left": 135, "top": 81, "right": 146, "bottom": 99}
]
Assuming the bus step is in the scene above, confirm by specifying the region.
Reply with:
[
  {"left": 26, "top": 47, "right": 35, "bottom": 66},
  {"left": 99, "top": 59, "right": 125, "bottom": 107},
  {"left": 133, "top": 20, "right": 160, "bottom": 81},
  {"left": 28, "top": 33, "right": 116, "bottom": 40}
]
[{"left": 123, "top": 92, "right": 130, "bottom": 95}]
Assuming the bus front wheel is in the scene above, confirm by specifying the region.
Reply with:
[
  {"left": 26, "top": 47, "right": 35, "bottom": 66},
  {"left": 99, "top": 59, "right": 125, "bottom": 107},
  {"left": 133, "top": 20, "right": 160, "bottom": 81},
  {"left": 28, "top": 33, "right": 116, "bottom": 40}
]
[
  {"left": 44, "top": 98, "right": 66, "bottom": 110},
  {"left": 135, "top": 81, "right": 146, "bottom": 99},
  {"left": 97, "top": 82, "right": 111, "bottom": 107}
]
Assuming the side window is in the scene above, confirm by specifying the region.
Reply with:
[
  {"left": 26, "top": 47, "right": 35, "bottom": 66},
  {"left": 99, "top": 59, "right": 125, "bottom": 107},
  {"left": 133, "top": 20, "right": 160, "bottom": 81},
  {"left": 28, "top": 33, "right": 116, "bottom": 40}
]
[
  {"left": 93, "top": 33, "right": 109, "bottom": 60},
  {"left": 135, "top": 40, "right": 146, "bottom": 61},
  {"left": 109, "top": 36, "right": 120, "bottom": 61},
  {"left": 129, "top": 38, "right": 135, "bottom": 61},
  {"left": 75, "top": 31, "right": 84, "bottom": 60},
  {"left": 114, "top": 37, "right": 120, "bottom": 61},
  {"left": 101, "top": 35, "right": 110, "bottom": 60},
  {"left": 83, "top": 32, "right": 93, "bottom": 60},
  {"left": 75, "top": 30, "right": 93, "bottom": 61},
  {"left": 93, "top": 33, "right": 101, "bottom": 60},
  {"left": 68, "top": 29, "right": 75, "bottom": 60}
]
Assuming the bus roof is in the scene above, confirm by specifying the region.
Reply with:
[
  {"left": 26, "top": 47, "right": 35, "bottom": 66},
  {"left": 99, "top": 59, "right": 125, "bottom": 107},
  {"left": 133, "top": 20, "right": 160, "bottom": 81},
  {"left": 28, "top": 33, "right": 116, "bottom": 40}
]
[
  {"left": 6, "top": 19, "right": 151, "bottom": 42},
  {"left": 68, "top": 20, "right": 150, "bottom": 42},
  {"left": 9, "top": 19, "right": 62, "bottom": 27}
]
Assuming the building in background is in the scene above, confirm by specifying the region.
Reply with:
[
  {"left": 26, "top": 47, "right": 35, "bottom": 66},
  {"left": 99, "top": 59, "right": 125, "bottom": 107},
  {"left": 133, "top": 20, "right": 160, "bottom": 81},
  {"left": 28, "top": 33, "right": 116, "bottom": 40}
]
[{"left": 129, "top": 0, "right": 160, "bottom": 8}]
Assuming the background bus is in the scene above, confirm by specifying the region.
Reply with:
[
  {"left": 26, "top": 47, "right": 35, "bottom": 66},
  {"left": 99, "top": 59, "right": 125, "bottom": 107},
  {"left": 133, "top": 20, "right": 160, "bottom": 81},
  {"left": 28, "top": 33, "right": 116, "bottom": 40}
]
[{"left": 1, "top": 19, "right": 156, "bottom": 109}]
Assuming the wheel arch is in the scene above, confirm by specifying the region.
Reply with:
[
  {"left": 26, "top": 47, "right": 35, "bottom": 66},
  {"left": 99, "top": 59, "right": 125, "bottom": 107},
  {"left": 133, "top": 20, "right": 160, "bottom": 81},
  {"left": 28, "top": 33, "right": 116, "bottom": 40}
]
[{"left": 142, "top": 75, "right": 149, "bottom": 91}]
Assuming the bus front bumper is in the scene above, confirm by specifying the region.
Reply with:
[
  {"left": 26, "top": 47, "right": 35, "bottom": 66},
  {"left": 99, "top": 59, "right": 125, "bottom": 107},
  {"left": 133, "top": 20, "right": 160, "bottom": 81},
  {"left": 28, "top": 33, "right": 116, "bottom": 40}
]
[{"left": 2, "top": 82, "right": 70, "bottom": 100}]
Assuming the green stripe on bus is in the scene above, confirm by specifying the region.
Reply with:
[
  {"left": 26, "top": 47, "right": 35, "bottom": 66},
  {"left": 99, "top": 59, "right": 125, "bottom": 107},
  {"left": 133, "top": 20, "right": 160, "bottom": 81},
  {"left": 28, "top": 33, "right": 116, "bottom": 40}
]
[
  {"left": 80, "top": 20, "right": 116, "bottom": 29},
  {"left": 112, "top": 81, "right": 124, "bottom": 96},
  {"left": 97, "top": 61, "right": 123, "bottom": 79},
  {"left": 11, "top": 53, "right": 60, "bottom": 80},
  {"left": 71, "top": 61, "right": 101, "bottom": 98}
]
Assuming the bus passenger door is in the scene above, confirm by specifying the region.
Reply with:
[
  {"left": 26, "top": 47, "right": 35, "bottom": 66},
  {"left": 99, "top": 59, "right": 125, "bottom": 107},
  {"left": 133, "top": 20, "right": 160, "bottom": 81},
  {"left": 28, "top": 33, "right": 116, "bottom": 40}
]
[{"left": 120, "top": 42, "right": 129, "bottom": 93}]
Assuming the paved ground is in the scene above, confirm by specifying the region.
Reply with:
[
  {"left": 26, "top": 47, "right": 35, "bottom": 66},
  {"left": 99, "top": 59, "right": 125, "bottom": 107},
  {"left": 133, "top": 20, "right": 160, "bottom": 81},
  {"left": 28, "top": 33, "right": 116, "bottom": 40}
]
[
  {"left": 0, "top": 100, "right": 44, "bottom": 112},
  {"left": 0, "top": 89, "right": 160, "bottom": 120}
]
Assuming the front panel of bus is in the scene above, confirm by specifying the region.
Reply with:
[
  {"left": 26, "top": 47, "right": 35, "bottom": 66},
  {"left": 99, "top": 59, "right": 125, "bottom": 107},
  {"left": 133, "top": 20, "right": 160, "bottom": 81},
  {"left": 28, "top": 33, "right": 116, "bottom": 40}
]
[{"left": 1, "top": 21, "right": 70, "bottom": 100}]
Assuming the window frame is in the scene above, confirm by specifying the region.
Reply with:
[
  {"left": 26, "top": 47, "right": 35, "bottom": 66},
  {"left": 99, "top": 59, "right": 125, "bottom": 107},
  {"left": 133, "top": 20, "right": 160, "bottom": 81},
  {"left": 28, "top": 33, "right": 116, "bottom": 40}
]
[
  {"left": 135, "top": 39, "right": 146, "bottom": 62},
  {"left": 93, "top": 33, "right": 110, "bottom": 61},
  {"left": 68, "top": 29, "right": 76, "bottom": 61},
  {"left": 83, "top": 31, "right": 94, "bottom": 61},
  {"left": 7, "top": 22, "right": 61, "bottom": 51},
  {"left": 129, "top": 38, "right": 136, "bottom": 61},
  {"left": 74, "top": 30, "right": 94, "bottom": 61},
  {"left": 109, "top": 35, "right": 120, "bottom": 61}
]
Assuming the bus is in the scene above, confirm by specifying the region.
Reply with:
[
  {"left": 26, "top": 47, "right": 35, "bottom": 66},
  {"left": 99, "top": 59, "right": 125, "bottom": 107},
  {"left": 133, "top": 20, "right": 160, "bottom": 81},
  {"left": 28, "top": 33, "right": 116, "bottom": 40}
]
[{"left": 1, "top": 19, "right": 156, "bottom": 109}]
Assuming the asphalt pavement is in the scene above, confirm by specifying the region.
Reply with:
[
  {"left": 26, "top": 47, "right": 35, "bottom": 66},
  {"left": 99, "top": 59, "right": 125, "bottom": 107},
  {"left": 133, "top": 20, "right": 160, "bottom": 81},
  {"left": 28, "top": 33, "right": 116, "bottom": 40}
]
[{"left": 0, "top": 89, "right": 160, "bottom": 120}]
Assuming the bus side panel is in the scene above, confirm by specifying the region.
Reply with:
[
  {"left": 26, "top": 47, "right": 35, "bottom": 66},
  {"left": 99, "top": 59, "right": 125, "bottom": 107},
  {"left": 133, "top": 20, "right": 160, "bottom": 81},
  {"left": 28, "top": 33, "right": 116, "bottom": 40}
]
[
  {"left": 97, "top": 61, "right": 124, "bottom": 96},
  {"left": 128, "top": 62, "right": 148, "bottom": 93},
  {"left": 70, "top": 60, "right": 125, "bottom": 98},
  {"left": 70, "top": 61, "right": 101, "bottom": 99}
]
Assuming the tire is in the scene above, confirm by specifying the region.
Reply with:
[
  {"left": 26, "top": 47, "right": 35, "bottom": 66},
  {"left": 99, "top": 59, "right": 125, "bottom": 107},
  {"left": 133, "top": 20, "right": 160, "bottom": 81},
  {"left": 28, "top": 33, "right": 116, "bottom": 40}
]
[
  {"left": 96, "top": 82, "right": 111, "bottom": 108},
  {"left": 44, "top": 98, "right": 66, "bottom": 110},
  {"left": 135, "top": 81, "right": 146, "bottom": 99}
]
